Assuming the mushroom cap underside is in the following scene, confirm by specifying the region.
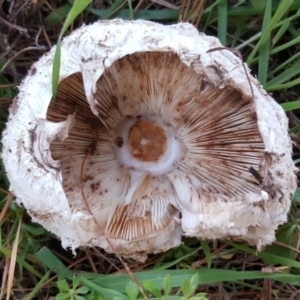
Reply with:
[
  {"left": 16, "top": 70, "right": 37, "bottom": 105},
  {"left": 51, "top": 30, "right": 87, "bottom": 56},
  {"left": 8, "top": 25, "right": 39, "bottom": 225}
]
[{"left": 2, "top": 20, "right": 297, "bottom": 259}]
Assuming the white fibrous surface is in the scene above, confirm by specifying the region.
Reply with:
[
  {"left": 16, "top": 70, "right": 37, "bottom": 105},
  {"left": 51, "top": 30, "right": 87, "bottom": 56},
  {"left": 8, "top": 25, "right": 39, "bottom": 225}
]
[{"left": 2, "top": 20, "right": 297, "bottom": 261}]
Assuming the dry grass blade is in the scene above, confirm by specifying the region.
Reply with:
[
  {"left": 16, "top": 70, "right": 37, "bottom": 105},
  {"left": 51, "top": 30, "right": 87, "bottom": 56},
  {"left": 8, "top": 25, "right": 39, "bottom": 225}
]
[
  {"left": 179, "top": 0, "right": 190, "bottom": 22},
  {"left": 92, "top": 248, "right": 121, "bottom": 271},
  {"left": 20, "top": 253, "right": 96, "bottom": 300},
  {"left": 261, "top": 266, "right": 291, "bottom": 273},
  {"left": 192, "top": 0, "right": 206, "bottom": 27},
  {"left": 0, "top": 46, "right": 47, "bottom": 75},
  {"left": 0, "top": 191, "right": 13, "bottom": 224},
  {"left": 6, "top": 213, "right": 23, "bottom": 300},
  {"left": 134, "top": 0, "right": 144, "bottom": 12},
  {"left": 41, "top": 25, "right": 53, "bottom": 48},
  {"left": 261, "top": 278, "right": 272, "bottom": 300},
  {"left": 179, "top": 0, "right": 206, "bottom": 25},
  {"left": 206, "top": 47, "right": 254, "bottom": 100},
  {"left": 274, "top": 240, "right": 300, "bottom": 254},
  {"left": 0, "top": 257, "right": 10, "bottom": 300},
  {"left": 86, "top": 251, "right": 98, "bottom": 274},
  {"left": 190, "top": 243, "right": 228, "bottom": 269},
  {"left": 0, "top": 84, "right": 17, "bottom": 89},
  {"left": 0, "top": 187, "right": 11, "bottom": 194},
  {"left": 188, "top": 0, "right": 205, "bottom": 25},
  {"left": 0, "top": 98, "right": 13, "bottom": 106},
  {"left": 106, "top": 0, "right": 127, "bottom": 19},
  {"left": 0, "top": 16, "right": 28, "bottom": 34},
  {"left": 151, "top": 0, "right": 179, "bottom": 9}
]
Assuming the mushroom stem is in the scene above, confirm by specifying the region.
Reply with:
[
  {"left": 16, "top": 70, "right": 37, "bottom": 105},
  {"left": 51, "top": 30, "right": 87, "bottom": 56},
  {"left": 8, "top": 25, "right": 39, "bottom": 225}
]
[{"left": 116, "top": 116, "right": 183, "bottom": 176}]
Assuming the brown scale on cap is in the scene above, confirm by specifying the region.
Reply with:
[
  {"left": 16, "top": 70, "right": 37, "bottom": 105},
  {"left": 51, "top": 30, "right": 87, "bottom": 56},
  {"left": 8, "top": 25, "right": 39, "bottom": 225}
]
[{"left": 128, "top": 120, "right": 167, "bottom": 162}]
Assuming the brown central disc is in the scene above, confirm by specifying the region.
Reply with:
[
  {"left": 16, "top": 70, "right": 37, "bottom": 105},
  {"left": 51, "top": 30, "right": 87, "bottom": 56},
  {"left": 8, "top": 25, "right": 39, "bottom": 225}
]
[{"left": 128, "top": 120, "right": 167, "bottom": 162}]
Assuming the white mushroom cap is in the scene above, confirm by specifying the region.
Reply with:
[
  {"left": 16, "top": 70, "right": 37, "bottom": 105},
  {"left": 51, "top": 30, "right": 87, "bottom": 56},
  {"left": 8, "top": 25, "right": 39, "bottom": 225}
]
[{"left": 2, "top": 20, "right": 297, "bottom": 260}]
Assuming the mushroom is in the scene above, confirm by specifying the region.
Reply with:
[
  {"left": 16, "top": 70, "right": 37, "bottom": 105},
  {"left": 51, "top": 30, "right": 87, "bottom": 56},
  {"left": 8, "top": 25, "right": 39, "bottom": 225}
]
[{"left": 2, "top": 20, "right": 297, "bottom": 260}]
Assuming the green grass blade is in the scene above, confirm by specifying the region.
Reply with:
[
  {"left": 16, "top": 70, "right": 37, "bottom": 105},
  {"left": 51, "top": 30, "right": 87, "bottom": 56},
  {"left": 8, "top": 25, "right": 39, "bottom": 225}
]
[
  {"left": 217, "top": 0, "right": 228, "bottom": 46},
  {"left": 45, "top": 3, "right": 72, "bottom": 27},
  {"left": 236, "top": 10, "right": 300, "bottom": 51},
  {"left": 287, "top": 15, "right": 300, "bottom": 38},
  {"left": 52, "top": 0, "right": 92, "bottom": 100},
  {"left": 137, "top": 298, "right": 180, "bottom": 300},
  {"left": 200, "top": 241, "right": 212, "bottom": 269},
  {"left": 250, "top": 0, "right": 267, "bottom": 11},
  {"left": 272, "top": 19, "right": 290, "bottom": 46},
  {"left": 35, "top": 247, "right": 74, "bottom": 280},
  {"left": 0, "top": 246, "right": 43, "bottom": 278},
  {"left": 202, "top": 0, "right": 300, "bottom": 19},
  {"left": 268, "top": 51, "right": 300, "bottom": 76},
  {"left": 235, "top": 32, "right": 261, "bottom": 51},
  {"left": 270, "top": 35, "right": 300, "bottom": 55},
  {"left": 202, "top": 1, "right": 219, "bottom": 32},
  {"left": 127, "top": 0, "right": 134, "bottom": 19},
  {"left": 289, "top": 123, "right": 300, "bottom": 134},
  {"left": 258, "top": 0, "right": 271, "bottom": 87},
  {"left": 292, "top": 187, "right": 300, "bottom": 203},
  {"left": 246, "top": 0, "right": 294, "bottom": 65},
  {"left": 281, "top": 101, "right": 300, "bottom": 112},
  {"left": 52, "top": 39, "right": 61, "bottom": 100},
  {"left": 267, "top": 77, "right": 300, "bottom": 91},
  {"left": 80, "top": 276, "right": 129, "bottom": 299},
  {"left": 268, "top": 60, "right": 300, "bottom": 87},
  {"left": 62, "top": 0, "right": 92, "bottom": 34},
  {"left": 27, "top": 269, "right": 52, "bottom": 300},
  {"left": 153, "top": 247, "right": 201, "bottom": 270},
  {"left": 84, "top": 269, "right": 300, "bottom": 292},
  {"left": 250, "top": 34, "right": 300, "bottom": 66},
  {"left": 229, "top": 243, "right": 300, "bottom": 269},
  {"left": 230, "top": 22, "right": 243, "bottom": 48},
  {"left": 88, "top": 7, "right": 180, "bottom": 20},
  {"left": 260, "top": 0, "right": 294, "bottom": 36},
  {"left": 94, "top": 0, "right": 126, "bottom": 19}
]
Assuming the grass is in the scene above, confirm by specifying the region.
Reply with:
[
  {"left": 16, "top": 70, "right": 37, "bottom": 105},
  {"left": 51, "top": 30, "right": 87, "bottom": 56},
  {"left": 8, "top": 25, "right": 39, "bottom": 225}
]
[{"left": 1, "top": 0, "right": 300, "bottom": 299}]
